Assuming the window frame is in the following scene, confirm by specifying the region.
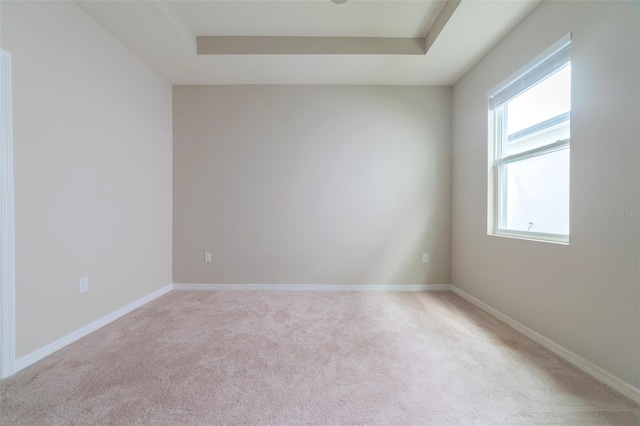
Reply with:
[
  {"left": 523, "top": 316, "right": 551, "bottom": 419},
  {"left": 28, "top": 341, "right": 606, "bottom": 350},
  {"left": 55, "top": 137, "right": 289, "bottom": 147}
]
[{"left": 487, "top": 34, "right": 572, "bottom": 244}]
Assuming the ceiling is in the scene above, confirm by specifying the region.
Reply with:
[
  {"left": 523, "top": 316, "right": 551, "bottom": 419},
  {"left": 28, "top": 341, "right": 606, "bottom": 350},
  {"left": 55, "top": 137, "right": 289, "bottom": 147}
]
[{"left": 76, "top": 0, "right": 541, "bottom": 85}]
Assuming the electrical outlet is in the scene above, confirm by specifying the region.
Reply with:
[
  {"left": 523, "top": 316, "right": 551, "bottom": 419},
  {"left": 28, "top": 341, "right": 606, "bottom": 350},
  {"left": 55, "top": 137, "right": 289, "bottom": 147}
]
[
  {"left": 79, "top": 277, "right": 89, "bottom": 293},
  {"left": 204, "top": 252, "right": 212, "bottom": 263},
  {"left": 422, "top": 253, "right": 429, "bottom": 263}
]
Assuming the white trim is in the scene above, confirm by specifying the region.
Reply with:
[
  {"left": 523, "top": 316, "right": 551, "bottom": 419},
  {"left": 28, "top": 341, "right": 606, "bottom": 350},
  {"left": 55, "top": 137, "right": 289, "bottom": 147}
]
[
  {"left": 11, "top": 284, "right": 173, "bottom": 376},
  {"left": 173, "top": 283, "right": 452, "bottom": 292},
  {"left": 0, "top": 50, "right": 15, "bottom": 380},
  {"left": 492, "top": 229, "right": 570, "bottom": 245},
  {"left": 498, "top": 138, "right": 569, "bottom": 166},
  {"left": 451, "top": 285, "right": 640, "bottom": 404}
]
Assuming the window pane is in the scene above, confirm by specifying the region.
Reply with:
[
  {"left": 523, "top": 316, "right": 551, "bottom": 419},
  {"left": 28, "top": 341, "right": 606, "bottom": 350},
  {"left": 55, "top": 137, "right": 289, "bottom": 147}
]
[
  {"left": 501, "top": 148, "right": 569, "bottom": 235},
  {"left": 506, "top": 65, "right": 571, "bottom": 136}
]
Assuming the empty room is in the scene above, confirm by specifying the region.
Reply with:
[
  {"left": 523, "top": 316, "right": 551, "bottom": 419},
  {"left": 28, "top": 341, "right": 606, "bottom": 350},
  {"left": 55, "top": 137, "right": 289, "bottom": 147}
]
[{"left": 1, "top": 0, "right": 639, "bottom": 424}]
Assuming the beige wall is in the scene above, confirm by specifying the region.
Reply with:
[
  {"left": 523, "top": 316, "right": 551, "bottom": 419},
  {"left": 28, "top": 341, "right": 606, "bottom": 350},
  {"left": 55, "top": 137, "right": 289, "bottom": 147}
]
[
  {"left": 1, "top": 1, "right": 173, "bottom": 357},
  {"left": 174, "top": 86, "right": 451, "bottom": 285},
  {"left": 451, "top": 1, "right": 640, "bottom": 388}
]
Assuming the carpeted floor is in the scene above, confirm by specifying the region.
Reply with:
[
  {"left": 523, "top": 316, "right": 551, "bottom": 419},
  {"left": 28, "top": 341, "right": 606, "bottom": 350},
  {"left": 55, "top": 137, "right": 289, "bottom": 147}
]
[{"left": 1, "top": 290, "right": 638, "bottom": 425}]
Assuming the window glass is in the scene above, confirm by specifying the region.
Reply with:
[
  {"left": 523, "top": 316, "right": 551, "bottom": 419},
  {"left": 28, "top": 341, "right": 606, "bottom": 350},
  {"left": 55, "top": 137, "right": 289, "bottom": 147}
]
[
  {"left": 503, "top": 148, "right": 570, "bottom": 235},
  {"left": 506, "top": 65, "right": 571, "bottom": 136}
]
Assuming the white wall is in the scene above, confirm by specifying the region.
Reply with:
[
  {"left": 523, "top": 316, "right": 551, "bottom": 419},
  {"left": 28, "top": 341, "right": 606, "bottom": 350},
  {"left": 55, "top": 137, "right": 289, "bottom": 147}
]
[
  {"left": 452, "top": 0, "right": 640, "bottom": 388},
  {"left": 1, "top": 1, "right": 173, "bottom": 357},
  {"left": 173, "top": 86, "right": 451, "bottom": 285}
]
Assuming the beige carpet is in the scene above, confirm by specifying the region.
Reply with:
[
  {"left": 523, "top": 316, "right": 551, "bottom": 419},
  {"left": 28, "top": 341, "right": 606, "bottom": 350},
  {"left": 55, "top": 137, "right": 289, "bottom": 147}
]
[{"left": 1, "top": 290, "right": 638, "bottom": 425}]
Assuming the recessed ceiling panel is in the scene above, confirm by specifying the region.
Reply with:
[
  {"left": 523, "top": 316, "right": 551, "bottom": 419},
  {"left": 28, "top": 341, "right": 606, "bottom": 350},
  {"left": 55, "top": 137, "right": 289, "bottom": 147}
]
[
  {"left": 171, "top": 1, "right": 445, "bottom": 38},
  {"left": 75, "top": 0, "right": 541, "bottom": 85}
]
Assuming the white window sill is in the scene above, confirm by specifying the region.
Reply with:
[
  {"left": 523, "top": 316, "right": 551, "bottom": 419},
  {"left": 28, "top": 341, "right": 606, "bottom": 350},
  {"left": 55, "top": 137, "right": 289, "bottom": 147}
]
[{"left": 489, "top": 230, "right": 569, "bottom": 245}]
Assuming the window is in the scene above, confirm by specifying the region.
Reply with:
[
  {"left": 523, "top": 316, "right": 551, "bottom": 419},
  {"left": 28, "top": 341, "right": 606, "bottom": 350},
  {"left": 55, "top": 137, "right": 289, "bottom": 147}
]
[{"left": 488, "top": 35, "right": 571, "bottom": 243}]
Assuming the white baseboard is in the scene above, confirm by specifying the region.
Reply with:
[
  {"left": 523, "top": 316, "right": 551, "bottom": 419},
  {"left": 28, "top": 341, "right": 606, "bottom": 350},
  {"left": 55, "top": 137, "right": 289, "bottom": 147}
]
[
  {"left": 450, "top": 285, "right": 640, "bottom": 404},
  {"left": 173, "top": 283, "right": 452, "bottom": 292},
  {"left": 11, "top": 284, "right": 173, "bottom": 376}
]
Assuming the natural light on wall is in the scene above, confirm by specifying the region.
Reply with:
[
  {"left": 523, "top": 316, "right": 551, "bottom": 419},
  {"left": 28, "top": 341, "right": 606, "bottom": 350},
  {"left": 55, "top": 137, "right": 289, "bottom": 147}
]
[{"left": 488, "top": 35, "right": 571, "bottom": 243}]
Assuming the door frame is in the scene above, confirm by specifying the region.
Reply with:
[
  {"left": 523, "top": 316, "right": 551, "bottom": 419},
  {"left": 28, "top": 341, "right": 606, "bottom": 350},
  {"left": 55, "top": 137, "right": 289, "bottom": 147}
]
[{"left": 1, "top": 48, "right": 16, "bottom": 379}]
